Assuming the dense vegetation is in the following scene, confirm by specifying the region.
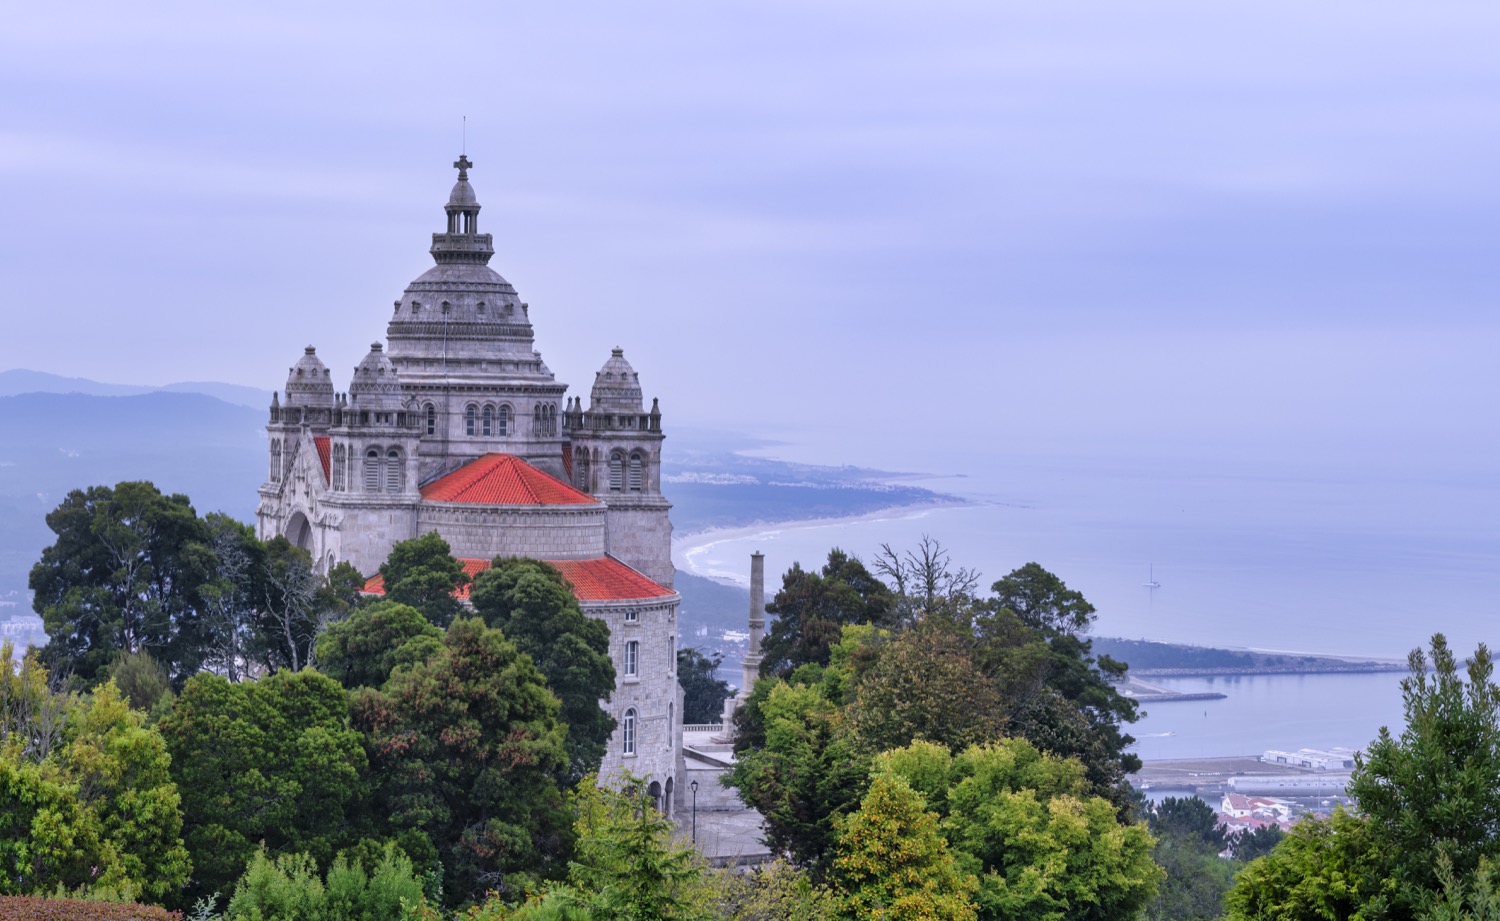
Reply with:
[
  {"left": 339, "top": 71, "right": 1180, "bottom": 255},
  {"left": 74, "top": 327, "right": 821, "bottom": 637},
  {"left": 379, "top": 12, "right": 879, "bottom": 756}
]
[{"left": 13, "top": 480, "right": 1496, "bottom": 919}]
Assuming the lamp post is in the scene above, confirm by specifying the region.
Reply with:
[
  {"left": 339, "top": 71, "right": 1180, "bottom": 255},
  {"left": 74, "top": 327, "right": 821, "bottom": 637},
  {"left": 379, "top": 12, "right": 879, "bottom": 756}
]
[{"left": 690, "top": 780, "right": 699, "bottom": 845}]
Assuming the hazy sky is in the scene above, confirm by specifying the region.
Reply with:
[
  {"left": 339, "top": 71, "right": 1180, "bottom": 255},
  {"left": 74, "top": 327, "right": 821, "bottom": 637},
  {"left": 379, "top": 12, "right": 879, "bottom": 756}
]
[{"left": 4, "top": 1, "right": 1499, "bottom": 473}]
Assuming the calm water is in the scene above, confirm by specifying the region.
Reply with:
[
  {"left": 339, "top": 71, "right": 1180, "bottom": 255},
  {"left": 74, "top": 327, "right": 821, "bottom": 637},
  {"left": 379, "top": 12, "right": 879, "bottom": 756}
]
[
  {"left": 1127, "top": 672, "right": 1407, "bottom": 761},
  {"left": 673, "top": 446, "right": 1496, "bottom": 759}
]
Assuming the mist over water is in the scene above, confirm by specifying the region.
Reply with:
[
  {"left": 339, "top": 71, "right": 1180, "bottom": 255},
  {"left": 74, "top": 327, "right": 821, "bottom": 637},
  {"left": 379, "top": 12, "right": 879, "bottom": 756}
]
[{"left": 675, "top": 442, "right": 1500, "bottom": 661}]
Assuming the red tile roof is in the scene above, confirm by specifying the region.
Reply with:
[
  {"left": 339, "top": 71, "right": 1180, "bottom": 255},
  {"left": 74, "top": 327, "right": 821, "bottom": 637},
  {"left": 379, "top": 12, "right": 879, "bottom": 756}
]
[
  {"left": 419, "top": 453, "right": 597, "bottom": 505},
  {"left": 313, "top": 436, "right": 331, "bottom": 483},
  {"left": 360, "top": 556, "right": 674, "bottom": 603}
]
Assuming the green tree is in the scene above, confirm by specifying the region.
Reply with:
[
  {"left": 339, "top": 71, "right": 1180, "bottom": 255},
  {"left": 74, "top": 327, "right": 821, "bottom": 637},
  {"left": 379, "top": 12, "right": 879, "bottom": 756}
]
[
  {"left": 726, "top": 680, "right": 871, "bottom": 870},
  {"left": 1228, "top": 825, "right": 1283, "bottom": 863},
  {"left": 876, "top": 738, "right": 1161, "bottom": 921},
  {"left": 224, "top": 843, "right": 428, "bottom": 921},
  {"left": 759, "top": 550, "right": 893, "bottom": 679},
  {"left": 1347, "top": 634, "right": 1500, "bottom": 907},
  {"left": 158, "top": 669, "right": 369, "bottom": 904},
  {"left": 987, "top": 562, "right": 1096, "bottom": 637},
  {"left": 550, "top": 774, "right": 705, "bottom": 921},
  {"left": 0, "top": 662, "right": 191, "bottom": 904},
  {"left": 1147, "top": 796, "right": 1226, "bottom": 854},
  {"left": 827, "top": 773, "right": 978, "bottom": 921},
  {"left": 1225, "top": 808, "right": 1394, "bottom": 921},
  {"left": 844, "top": 623, "right": 1006, "bottom": 756},
  {"left": 104, "top": 650, "right": 172, "bottom": 713},
  {"left": 469, "top": 558, "right": 616, "bottom": 783},
  {"left": 677, "top": 648, "right": 731, "bottom": 726},
  {"left": 30, "top": 482, "right": 218, "bottom": 687},
  {"left": 353, "top": 617, "right": 572, "bottom": 906},
  {"left": 378, "top": 532, "right": 469, "bottom": 628},
  {"left": 314, "top": 600, "right": 443, "bottom": 691}
]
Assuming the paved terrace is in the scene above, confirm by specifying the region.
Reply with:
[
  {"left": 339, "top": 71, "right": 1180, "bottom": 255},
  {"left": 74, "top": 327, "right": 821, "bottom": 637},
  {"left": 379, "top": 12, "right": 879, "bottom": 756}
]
[{"left": 676, "top": 728, "right": 773, "bottom": 868}]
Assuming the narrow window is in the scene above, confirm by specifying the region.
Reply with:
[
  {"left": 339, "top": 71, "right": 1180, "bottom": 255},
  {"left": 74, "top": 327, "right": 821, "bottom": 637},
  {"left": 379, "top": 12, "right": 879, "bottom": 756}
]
[
  {"left": 364, "top": 449, "right": 380, "bottom": 491},
  {"left": 497, "top": 405, "right": 509, "bottom": 436},
  {"left": 386, "top": 449, "right": 402, "bottom": 492},
  {"left": 465, "top": 405, "right": 476, "bottom": 436},
  {"left": 425, "top": 404, "right": 436, "bottom": 436},
  {"left": 622, "top": 709, "right": 636, "bottom": 755},
  {"left": 482, "top": 405, "right": 493, "bottom": 436},
  {"left": 624, "top": 640, "right": 639, "bottom": 677},
  {"left": 628, "top": 452, "right": 644, "bottom": 491},
  {"left": 609, "top": 451, "right": 624, "bottom": 491}
]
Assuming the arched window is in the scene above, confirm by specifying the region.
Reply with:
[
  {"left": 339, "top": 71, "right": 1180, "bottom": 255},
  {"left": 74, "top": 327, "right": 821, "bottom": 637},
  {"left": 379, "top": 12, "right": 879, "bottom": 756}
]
[
  {"left": 482, "top": 405, "right": 493, "bottom": 436},
  {"left": 628, "top": 452, "right": 644, "bottom": 491},
  {"left": 576, "top": 450, "right": 591, "bottom": 491},
  {"left": 497, "top": 405, "right": 509, "bottom": 436},
  {"left": 609, "top": 451, "right": 624, "bottom": 492},
  {"left": 364, "top": 448, "right": 381, "bottom": 491},
  {"left": 332, "top": 443, "right": 346, "bottom": 491},
  {"left": 622, "top": 709, "right": 636, "bottom": 755},
  {"left": 624, "top": 640, "right": 639, "bottom": 677},
  {"left": 425, "top": 404, "right": 436, "bottom": 436},
  {"left": 270, "top": 440, "right": 282, "bottom": 483},
  {"left": 465, "top": 404, "right": 476, "bottom": 436},
  {"left": 386, "top": 449, "right": 402, "bottom": 492}
]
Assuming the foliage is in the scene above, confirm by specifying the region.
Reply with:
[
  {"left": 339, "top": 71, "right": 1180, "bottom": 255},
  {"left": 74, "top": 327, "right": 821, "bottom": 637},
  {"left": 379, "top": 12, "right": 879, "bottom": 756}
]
[
  {"left": 987, "top": 562, "right": 1097, "bottom": 637},
  {"left": 30, "top": 482, "right": 217, "bottom": 687},
  {"left": 726, "top": 680, "right": 871, "bottom": 869},
  {"left": 0, "top": 673, "right": 190, "bottom": 904},
  {"left": 377, "top": 532, "right": 468, "bottom": 629},
  {"left": 1147, "top": 796, "right": 1227, "bottom": 854},
  {"left": 222, "top": 843, "right": 428, "bottom": 921},
  {"left": 0, "top": 895, "right": 183, "bottom": 920},
  {"left": 314, "top": 601, "right": 442, "bottom": 691},
  {"left": 876, "top": 738, "right": 1161, "bottom": 921},
  {"left": 759, "top": 550, "right": 893, "bottom": 679},
  {"left": 1228, "top": 825, "right": 1283, "bottom": 863},
  {"left": 157, "top": 669, "right": 369, "bottom": 905},
  {"left": 843, "top": 623, "right": 1005, "bottom": 756},
  {"left": 1144, "top": 797, "right": 1235, "bottom": 921},
  {"left": 353, "top": 617, "right": 571, "bottom": 906},
  {"left": 104, "top": 651, "right": 172, "bottom": 714},
  {"left": 827, "top": 773, "right": 978, "bottom": 921},
  {"left": 1224, "top": 807, "right": 1394, "bottom": 921},
  {"left": 1347, "top": 633, "right": 1500, "bottom": 907},
  {"left": 557, "top": 774, "right": 706, "bottom": 921},
  {"left": 469, "top": 558, "right": 617, "bottom": 783},
  {"left": 197, "top": 513, "right": 265, "bottom": 684},
  {"left": 699, "top": 859, "right": 835, "bottom": 921},
  {"left": 676, "top": 648, "right": 731, "bottom": 726},
  {"left": 1420, "top": 852, "right": 1500, "bottom": 921}
]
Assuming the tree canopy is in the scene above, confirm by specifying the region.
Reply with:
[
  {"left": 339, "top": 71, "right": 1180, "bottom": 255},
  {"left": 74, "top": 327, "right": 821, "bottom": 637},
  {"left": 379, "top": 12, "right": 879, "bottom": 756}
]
[
  {"left": 377, "top": 531, "right": 468, "bottom": 628},
  {"left": 759, "top": 549, "right": 894, "bottom": 678}
]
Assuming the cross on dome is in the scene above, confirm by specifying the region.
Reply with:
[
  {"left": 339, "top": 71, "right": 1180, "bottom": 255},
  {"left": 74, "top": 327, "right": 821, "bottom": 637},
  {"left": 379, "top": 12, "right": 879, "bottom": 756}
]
[{"left": 453, "top": 154, "right": 473, "bottom": 180}]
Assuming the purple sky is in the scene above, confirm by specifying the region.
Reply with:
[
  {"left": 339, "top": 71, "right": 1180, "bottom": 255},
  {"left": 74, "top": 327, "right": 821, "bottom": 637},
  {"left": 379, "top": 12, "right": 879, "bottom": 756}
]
[{"left": 3, "top": 2, "right": 1499, "bottom": 473}]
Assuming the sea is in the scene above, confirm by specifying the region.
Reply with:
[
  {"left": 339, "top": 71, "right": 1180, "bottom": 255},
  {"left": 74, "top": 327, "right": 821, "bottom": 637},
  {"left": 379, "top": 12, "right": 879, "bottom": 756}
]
[{"left": 673, "top": 441, "right": 1499, "bottom": 761}]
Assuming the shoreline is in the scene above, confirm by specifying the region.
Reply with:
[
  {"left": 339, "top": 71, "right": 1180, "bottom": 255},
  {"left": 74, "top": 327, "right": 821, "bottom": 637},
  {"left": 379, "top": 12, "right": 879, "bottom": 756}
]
[{"left": 671, "top": 497, "right": 975, "bottom": 585}]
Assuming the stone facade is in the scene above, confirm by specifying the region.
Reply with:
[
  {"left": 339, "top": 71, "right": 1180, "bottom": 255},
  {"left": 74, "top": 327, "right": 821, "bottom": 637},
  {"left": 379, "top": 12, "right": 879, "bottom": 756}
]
[{"left": 256, "top": 156, "right": 682, "bottom": 808}]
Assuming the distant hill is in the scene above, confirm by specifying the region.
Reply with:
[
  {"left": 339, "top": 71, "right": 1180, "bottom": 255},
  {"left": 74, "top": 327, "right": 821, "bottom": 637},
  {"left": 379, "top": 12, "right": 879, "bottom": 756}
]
[
  {"left": 0, "top": 369, "right": 272, "bottom": 410},
  {"left": 0, "top": 391, "right": 265, "bottom": 594}
]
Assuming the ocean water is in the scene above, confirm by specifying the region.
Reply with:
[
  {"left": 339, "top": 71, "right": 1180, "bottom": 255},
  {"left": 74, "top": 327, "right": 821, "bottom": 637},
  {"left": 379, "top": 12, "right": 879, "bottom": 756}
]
[{"left": 672, "top": 444, "right": 1498, "bottom": 759}]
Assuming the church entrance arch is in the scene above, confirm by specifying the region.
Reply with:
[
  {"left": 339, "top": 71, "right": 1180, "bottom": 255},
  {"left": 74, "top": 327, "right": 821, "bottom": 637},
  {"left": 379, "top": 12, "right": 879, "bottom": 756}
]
[{"left": 287, "top": 512, "right": 313, "bottom": 552}]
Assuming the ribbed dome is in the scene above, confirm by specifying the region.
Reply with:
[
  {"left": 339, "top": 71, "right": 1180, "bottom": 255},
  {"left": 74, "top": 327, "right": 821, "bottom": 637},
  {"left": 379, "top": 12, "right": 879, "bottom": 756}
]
[
  {"left": 348, "top": 342, "right": 405, "bottom": 411},
  {"left": 589, "top": 348, "right": 644, "bottom": 414},
  {"left": 449, "top": 178, "right": 477, "bottom": 206},
  {"left": 284, "top": 346, "right": 335, "bottom": 408}
]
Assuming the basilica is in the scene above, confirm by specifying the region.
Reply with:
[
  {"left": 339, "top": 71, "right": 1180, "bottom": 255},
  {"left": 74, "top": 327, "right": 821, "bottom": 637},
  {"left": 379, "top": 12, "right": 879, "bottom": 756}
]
[{"left": 256, "top": 156, "right": 683, "bottom": 806}]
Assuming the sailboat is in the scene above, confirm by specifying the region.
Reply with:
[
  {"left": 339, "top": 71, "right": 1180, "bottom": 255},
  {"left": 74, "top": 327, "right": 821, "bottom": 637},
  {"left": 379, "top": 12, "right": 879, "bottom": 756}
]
[{"left": 1143, "top": 564, "right": 1161, "bottom": 589}]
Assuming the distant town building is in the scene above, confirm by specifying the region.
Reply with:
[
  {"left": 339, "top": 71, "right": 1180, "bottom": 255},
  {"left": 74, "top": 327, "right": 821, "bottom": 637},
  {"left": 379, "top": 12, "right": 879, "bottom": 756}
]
[
  {"left": 1260, "top": 746, "right": 1359, "bottom": 771},
  {"left": 255, "top": 156, "right": 683, "bottom": 809}
]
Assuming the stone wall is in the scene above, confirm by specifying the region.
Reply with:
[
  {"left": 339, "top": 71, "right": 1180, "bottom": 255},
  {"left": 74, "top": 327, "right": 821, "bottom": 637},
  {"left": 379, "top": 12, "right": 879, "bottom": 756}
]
[{"left": 417, "top": 503, "right": 608, "bottom": 561}]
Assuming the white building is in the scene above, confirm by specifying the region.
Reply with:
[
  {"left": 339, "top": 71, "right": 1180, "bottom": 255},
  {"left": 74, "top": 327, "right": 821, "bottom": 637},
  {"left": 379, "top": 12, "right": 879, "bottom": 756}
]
[{"left": 256, "top": 156, "right": 683, "bottom": 808}]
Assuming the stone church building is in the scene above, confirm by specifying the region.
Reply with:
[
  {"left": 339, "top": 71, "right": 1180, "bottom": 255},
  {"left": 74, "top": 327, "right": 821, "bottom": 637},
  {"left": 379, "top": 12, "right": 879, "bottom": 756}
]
[{"left": 256, "top": 156, "right": 683, "bottom": 807}]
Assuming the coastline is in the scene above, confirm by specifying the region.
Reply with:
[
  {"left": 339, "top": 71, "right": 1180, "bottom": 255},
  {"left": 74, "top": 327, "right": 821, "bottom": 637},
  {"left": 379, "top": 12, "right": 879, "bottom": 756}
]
[{"left": 671, "top": 496, "right": 974, "bottom": 585}]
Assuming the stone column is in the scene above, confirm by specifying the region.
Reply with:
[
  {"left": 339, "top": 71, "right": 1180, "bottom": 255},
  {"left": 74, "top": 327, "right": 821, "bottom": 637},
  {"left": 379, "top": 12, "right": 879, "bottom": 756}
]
[{"left": 716, "top": 551, "right": 767, "bottom": 741}]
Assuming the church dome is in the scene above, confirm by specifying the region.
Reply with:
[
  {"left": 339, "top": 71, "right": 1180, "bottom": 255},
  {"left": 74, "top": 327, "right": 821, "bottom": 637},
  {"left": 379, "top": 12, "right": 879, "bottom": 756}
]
[
  {"left": 348, "top": 342, "right": 405, "bottom": 411},
  {"left": 284, "top": 346, "right": 335, "bottom": 408},
  {"left": 449, "top": 177, "right": 477, "bottom": 206},
  {"left": 589, "top": 347, "right": 644, "bottom": 414}
]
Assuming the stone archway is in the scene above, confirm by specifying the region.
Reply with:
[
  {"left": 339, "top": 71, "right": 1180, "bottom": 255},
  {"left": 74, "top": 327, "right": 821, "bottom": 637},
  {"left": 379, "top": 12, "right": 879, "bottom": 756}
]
[
  {"left": 647, "top": 780, "right": 662, "bottom": 813},
  {"left": 287, "top": 511, "right": 312, "bottom": 551},
  {"left": 663, "top": 777, "right": 674, "bottom": 816}
]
